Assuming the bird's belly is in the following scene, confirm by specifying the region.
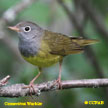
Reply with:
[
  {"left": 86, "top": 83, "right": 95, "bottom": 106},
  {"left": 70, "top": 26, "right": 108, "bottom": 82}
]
[{"left": 23, "top": 53, "right": 62, "bottom": 67}]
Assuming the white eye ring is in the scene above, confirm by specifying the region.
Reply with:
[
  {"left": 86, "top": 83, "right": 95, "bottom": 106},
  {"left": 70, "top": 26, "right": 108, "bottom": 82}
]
[{"left": 24, "top": 26, "right": 31, "bottom": 32}]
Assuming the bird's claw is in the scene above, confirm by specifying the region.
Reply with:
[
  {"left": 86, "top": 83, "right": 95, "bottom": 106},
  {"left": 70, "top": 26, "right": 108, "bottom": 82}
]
[
  {"left": 54, "top": 78, "right": 62, "bottom": 89},
  {"left": 23, "top": 82, "right": 36, "bottom": 96}
]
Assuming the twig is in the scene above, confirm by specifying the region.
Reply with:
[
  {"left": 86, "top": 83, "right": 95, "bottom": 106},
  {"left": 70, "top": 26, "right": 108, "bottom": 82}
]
[
  {"left": 0, "top": 75, "right": 10, "bottom": 87},
  {"left": 0, "top": 78, "right": 108, "bottom": 97},
  {"left": 2, "top": 0, "right": 36, "bottom": 22},
  {"left": 57, "top": 0, "right": 104, "bottom": 78},
  {"left": 81, "top": 0, "right": 108, "bottom": 43}
]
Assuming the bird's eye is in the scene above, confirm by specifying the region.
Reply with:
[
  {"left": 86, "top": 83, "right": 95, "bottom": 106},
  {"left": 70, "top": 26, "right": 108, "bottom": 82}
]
[{"left": 24, "top": 26, "right": 31, "bottom": 32}]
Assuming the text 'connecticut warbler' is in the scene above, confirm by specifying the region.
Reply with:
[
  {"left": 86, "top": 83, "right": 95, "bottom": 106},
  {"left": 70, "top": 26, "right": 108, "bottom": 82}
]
[{"left": 8, "top": 21, "right": 98, "bottom": 89}]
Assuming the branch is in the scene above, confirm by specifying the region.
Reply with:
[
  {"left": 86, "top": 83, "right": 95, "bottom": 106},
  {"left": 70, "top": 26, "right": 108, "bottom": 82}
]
[
  {"left": 81, "top": 0, "right": 108, "bottom": 43},
  {"left": 57, "top": 0, "right": 104, "bottom": 78},
  {"left": 57, "top": 1, "right": 108, "bottom": 100},
  {"left": 0, "top": 76, "right": 108, "bottom": 97},
  {"left": 2, "top": 0, "right": 36, "bottom": 22},
  {"left": 0, "top": 75, "right": 10, "bottom": 87}
]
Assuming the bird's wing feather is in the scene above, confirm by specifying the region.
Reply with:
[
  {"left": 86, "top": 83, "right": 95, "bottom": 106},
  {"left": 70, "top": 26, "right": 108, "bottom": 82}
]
[{"left": 43, "top": 30, "right": 83, "bottom": 56}]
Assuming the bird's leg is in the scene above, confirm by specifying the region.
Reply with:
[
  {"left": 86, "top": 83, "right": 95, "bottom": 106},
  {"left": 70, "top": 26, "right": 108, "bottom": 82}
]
[
  {"left": 23, "top": 67, "right": 42, "bottom": 95},
  {"left": 54, "top": 60, "right": 63, "bottom": 89}
]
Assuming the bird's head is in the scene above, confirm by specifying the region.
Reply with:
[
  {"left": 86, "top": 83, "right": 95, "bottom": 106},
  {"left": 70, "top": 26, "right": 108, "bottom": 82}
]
[{"left": 8, "top": 21, "right": 43, "bottom": 40}]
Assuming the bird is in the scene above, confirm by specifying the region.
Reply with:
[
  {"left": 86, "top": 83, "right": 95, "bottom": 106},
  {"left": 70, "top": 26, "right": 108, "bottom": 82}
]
[{"left": 8, "top": 21, "right": 98, "bottom": 90}]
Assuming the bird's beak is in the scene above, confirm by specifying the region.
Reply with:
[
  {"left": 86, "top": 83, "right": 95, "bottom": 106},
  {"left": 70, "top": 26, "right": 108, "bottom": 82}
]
[{"left": 8, "top": 26, "right": 20, "bottom": 32}]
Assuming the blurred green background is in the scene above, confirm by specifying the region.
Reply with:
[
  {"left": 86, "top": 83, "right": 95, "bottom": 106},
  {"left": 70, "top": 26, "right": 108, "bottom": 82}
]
[{"left": 0, "top": 0, "right": 108, "bottom": 108}]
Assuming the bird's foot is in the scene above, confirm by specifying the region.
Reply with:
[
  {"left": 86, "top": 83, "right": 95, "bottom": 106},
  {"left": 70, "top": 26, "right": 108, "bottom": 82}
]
[
  {"left": 23, "top": 81, "right": 37, "bottom": 96},
  {"left": 54, "top": 78, "right": 62, "bottom": 89}
]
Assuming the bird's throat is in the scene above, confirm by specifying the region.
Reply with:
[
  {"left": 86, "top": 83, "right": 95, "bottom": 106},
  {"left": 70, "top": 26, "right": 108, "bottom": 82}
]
[{"left": 18, "top": 38, "right": 40, "bottom": 57}]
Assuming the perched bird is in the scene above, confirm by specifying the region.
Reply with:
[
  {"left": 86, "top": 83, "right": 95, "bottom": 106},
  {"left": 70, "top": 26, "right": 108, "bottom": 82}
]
[{"left": 8, "top": 21, "right": 98, "bottom": 89}]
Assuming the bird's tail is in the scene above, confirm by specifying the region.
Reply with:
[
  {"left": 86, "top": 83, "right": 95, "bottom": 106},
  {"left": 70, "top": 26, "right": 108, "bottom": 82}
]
[
  {"left": 81, "top": 39, "right": 99, "bottom": 46},
  {"left": 72, "top": 38, "right": 99, "bottom": 46}
]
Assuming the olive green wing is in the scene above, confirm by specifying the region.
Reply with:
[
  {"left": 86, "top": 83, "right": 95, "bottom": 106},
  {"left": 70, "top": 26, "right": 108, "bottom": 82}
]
[
  {"left": 42, "top": 30, "right": 83, "bottom": 56},
  {"left": 43, "top": 30, "right": 98, "bottom": 56}
]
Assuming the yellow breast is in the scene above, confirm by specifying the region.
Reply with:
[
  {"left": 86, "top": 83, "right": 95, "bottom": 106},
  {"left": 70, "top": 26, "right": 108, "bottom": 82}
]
[{"left": 23, "top": 52, "right": 61, "bottom": 67}]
